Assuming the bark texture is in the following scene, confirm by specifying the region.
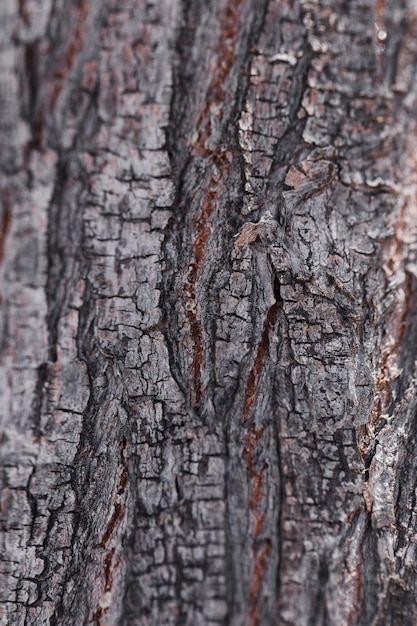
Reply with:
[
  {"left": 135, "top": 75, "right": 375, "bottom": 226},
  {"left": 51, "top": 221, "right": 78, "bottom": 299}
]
[{"left": 1, "top": 0, "right": 417, "bottom": 625}]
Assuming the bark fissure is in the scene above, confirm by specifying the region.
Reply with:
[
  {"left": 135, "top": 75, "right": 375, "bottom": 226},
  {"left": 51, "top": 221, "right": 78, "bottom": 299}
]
[
  {"left": 242, "top": 277, "right": 283, "bottom": 626},
  {"left": 242, "top": 276, "right": 282, "bottom": 424}
]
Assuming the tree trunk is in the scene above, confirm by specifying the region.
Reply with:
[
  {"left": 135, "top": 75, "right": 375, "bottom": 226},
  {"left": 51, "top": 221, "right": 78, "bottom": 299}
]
[{"left": 1, "top": 0, "right": 417, "bottom": 624}]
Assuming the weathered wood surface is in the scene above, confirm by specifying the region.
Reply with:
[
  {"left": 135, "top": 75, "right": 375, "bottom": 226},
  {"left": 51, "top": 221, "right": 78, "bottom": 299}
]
[{"left": 1, "top": 0, "right": 417, "bottom": 624}]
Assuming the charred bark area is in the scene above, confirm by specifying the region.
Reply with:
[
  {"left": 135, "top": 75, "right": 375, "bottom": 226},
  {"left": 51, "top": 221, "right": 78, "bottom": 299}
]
[{"left": 1, "top": 1, "right": 417, "bottom": 626}]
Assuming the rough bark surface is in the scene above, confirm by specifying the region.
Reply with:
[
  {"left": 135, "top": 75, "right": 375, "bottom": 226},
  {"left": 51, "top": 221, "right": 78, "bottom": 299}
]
[{"left": 1, "top": 1, "right": 417, "bottom": 625}]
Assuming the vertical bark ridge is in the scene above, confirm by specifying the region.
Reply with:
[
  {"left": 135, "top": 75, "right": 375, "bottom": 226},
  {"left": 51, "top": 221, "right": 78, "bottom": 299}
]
[
  {"left": 243, "top": 278, "right": 283, "bottom": 626},
  {"left": 165, "top": 0, "right": 266, "bottom": 420},
  {"left": 237, "top": 0, "right": 311, "bottom": 218}
]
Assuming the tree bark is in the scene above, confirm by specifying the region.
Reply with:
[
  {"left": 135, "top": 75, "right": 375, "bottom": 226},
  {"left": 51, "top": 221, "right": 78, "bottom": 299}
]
[{"left": 1, "top": 0, "right": 417, "bottom": 624}]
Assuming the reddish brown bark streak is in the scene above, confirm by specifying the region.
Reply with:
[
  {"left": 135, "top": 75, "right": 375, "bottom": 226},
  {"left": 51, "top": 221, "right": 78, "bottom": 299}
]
[
  {"left": 241, "top": 285, "right": 282, "bottom": 624},
  {"left": 248, "top": 540, "right": 272, "bottom": 626},
  {"left": 242, "top": 291, "right": 281, "bottom": 423},
  {"left": 0, "top": 195, "right": 11, "bottom": 268},
  {"left": 185, "top": 0, "right": 243, "bottom": 409}
]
